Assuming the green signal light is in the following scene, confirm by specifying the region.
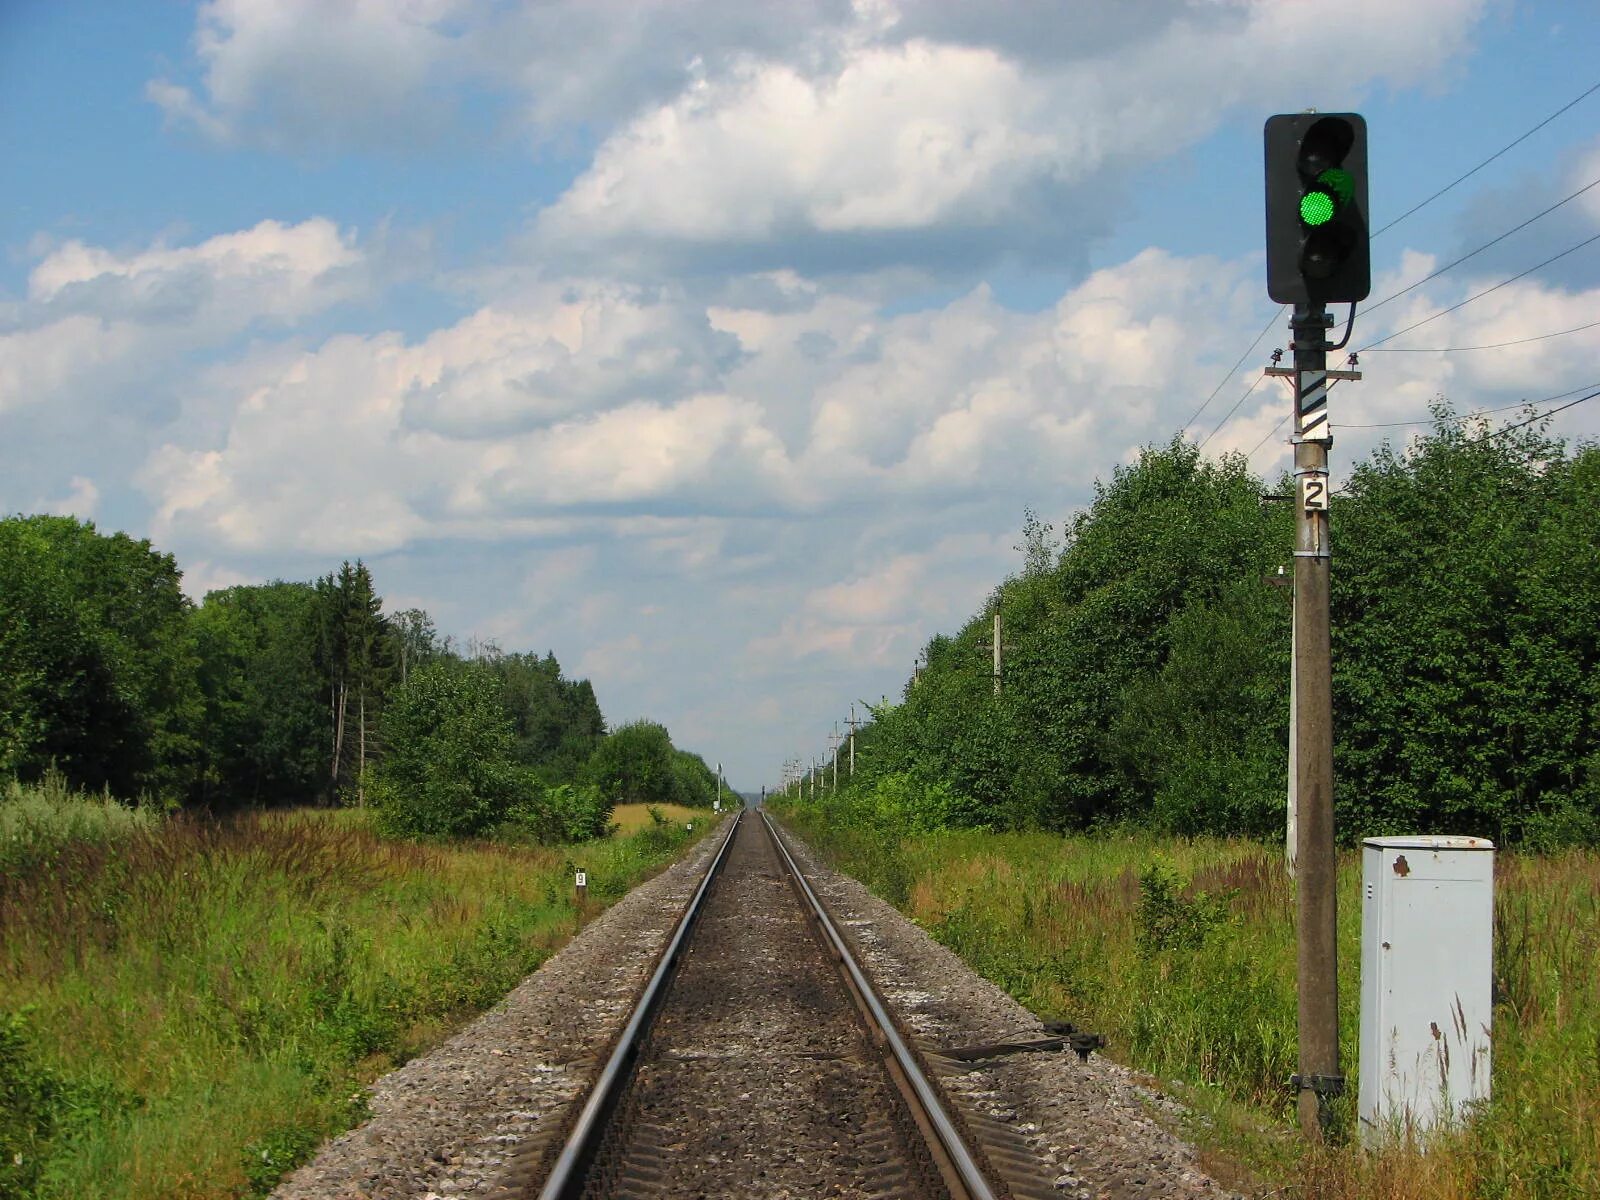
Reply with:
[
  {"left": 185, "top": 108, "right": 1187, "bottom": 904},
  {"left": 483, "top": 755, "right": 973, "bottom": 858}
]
[{"left": 1301, "top": 190, "right": 1335, "bottom": 226}]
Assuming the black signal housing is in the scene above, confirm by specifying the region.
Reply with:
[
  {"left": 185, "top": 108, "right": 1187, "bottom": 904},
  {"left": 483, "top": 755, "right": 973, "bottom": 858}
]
[{"left": 1265, "top": 113, "right": 1371, "bottom": 305}]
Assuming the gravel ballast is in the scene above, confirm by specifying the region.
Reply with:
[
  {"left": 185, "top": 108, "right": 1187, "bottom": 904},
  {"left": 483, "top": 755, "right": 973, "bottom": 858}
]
[
  {"left": 271, "top": 824, "right": 732, "bottom": 1200},
  {"left": 272, "top": 814, "right": 1242, "bottom": 1198},
  {"left": 773, "top": 820, "right": 1243, "bottom": 1200}
]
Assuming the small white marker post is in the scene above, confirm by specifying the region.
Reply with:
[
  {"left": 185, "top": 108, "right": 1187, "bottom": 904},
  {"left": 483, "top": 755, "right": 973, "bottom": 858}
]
[{"left": 574, "top": 868, "right": 587, "bottom": 905}]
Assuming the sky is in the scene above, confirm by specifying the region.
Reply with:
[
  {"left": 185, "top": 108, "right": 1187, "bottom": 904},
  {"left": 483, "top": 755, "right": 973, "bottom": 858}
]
[{"left": 3, "top": 1, "right": 1599, "bottom": 792}]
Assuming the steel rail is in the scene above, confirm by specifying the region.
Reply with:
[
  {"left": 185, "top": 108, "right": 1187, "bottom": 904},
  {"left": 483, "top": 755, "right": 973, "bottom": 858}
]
[
  {"left": 760, "top": 810, "right": 999, "bottom": 1200},
  {"left": 535, "top": 809, "right": 743, "bottom": 1200}
]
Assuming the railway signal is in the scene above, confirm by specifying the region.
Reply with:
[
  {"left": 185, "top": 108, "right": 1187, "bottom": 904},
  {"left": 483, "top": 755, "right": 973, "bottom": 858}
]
[
  {"left": 1265, "top": 112, "right": 1371, "bottom": 305},
  {"left": 1264, "top": 109, "right": 1370, "bottom": 1143}
]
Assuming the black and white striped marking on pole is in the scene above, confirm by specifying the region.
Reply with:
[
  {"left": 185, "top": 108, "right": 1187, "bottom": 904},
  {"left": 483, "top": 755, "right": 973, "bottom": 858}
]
[{"left": 1296, "top": 368, "right": 1329, "bottom": 441}]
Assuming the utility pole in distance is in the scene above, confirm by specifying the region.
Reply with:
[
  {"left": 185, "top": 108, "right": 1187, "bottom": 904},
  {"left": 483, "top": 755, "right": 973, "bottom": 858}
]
[
  {"left": 992, "top": 610, "right": 1003, "bottom": 697},
  {"left": 1265, "top": 110, "right": 1369, "bottom": 1141},
  {"left": 848, "top": 703, "right": 857, "bottom": 778}
]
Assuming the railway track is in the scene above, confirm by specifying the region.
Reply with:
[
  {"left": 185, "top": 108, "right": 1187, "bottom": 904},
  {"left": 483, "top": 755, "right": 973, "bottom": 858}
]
[{"left": 517, "top": 809, "right": 1058, "bottom": 1200}]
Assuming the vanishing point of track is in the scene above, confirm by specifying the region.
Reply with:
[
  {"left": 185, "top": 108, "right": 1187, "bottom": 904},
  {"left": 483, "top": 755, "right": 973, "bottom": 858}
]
[{"left": 523, "top": 809, "right": 1035, "bottom": 1200}]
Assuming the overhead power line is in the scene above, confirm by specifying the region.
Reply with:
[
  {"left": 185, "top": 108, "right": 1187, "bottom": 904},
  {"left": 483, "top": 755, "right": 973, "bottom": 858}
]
[
  {"left": 1336, "top": 380, "right": 1600, "bottom": 429},
  {"left": 1364, "top": 173, "right": 1600, "bottom": 315},
  {"left": 1362, "top": 317, "right": 1600, "bottom": 353},
  {"left": 1249, "top": 381, "right": 1600, "bottom": 463},
  {"left": 1477, "top": 385, "right": 1600, "bottom": 439},
  {"left": 1193, "top": 79, "right": 1600, "bottom": 450},
  {"left": 1197, "top": 375, "right": 1265, "bottom": 451},
  {"left": 1358, "top": 229, "right": 1600, "bottom": 352},
  {"left": 1182, "top": 309, "right": 1279, "bottom": 431},
  {"left": 1247, "top": 413, "right": 1292, "bottom": 460},
  {"left": 1370, "top": 79, "right": 1600, "bottom": 238}
]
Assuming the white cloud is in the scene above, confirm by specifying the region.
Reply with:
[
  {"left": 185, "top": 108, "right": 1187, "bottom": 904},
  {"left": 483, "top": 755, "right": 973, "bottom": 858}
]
[
  {"left": 150, "top": 0, "right": 469, "bottom": 149},
  {"left": 90, "top": 234, "right": 1600, "bottom": 794},
  {"left": 29, "top": 218, "right": 360, "bottom": 316},
  {"left": 746, "top": 532, "right": 1011, "bottom": 669},
  {"left": 401, "top": 286, "right": 742, "bottom": 437},
  {"left": 539, "top": 41, "right": 1062, "bottom": 244},
  {"left": 149, "top": 0, "right": 857, "bottom": 150},
  {"left": 1, "top": 220, "right": 365, "bottom": 417},
  {"left": 0, "top": 317, "right": 142, "bottom": 416},
  {"left": 180, "top": 561, "right": 256, "bottom": 603},
  {"left": 534, "top": 0, "right": 1488, "bottom": 271},
  {"left": 33, "top": 476, "right": 100, "bottom": 520}
]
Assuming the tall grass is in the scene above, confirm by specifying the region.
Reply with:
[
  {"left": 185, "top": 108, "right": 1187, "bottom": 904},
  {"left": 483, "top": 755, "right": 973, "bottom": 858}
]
[
  {"left": 784, "top": 816, "right": 1600, "bottom": 1199},
  {"left": 0, "top": 781, "right": 702, "bottom": 1200},
  {"left": 0, "top": 771, "right": 157, "bottom": 878}
]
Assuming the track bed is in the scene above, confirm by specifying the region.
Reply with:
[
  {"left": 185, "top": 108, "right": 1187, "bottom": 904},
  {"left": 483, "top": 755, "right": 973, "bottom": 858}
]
[{"left": 572, "top": 814, "right": 951, "bottom": 1198}]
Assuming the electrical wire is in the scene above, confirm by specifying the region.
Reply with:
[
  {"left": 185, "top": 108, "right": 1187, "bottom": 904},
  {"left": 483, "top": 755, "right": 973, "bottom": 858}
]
[
  {"left": 1370, "top": 79, "right": 1600, "bottom": 239},
  {"left": 1361, "top": 318, "right": 1600, "bottom": 353},
  {"left": 1181, "top": 308, "right": 1281, "bottom": 432},
  {"left": 1364, "top": 174, "right": 1600, "bottom": 315},
  {"left": 1193, "top": 79, "right": 1600, "bottom": 451},
  {"left": 1474, "top": 385, "right": 1600, "bottom": 439},
  {"left": 1247, "top": 412, "right": 1293, "bottom": 461},
  {"left": 1358, "top": 228, "right": 1600, "bottom": 352},
  {"left": 1251, "top": 381, "right": 1600, "bottom": 469},
  {"left": 1336, "top": 380, "right": 1600, "bottom": 429},
  {"left": 1197, "top": 374, "right": 1266, "bottom": 450}
]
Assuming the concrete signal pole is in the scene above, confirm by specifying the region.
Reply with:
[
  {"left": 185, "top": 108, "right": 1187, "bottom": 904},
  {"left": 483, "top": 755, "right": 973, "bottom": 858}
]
[{"left": 1290, "top": 302, "right": 1340, "bottom": 1141}]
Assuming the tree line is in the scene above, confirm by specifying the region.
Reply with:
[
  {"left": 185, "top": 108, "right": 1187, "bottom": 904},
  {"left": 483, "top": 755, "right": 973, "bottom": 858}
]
[
  {"left": 0, "top": 517, "right": 723, "bottom": 838},
  {"left": 795, "top": 406, "right": 1600, "bottom": 848}
]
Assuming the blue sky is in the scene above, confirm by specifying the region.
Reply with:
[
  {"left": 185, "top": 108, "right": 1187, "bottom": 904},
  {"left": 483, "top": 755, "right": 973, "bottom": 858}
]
[{"left": 4, "top": 1, "right": 1598, "bottom": 789}]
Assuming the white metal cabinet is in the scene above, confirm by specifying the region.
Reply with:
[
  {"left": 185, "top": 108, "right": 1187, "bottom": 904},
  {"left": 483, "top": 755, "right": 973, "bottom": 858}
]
[{"left": 1358, "top": 835, "right": 1494, "bottom": 1144}]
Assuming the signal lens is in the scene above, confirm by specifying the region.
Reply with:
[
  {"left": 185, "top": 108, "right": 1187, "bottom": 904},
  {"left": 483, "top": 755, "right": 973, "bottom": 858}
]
[{"left": 1300, "top": 190, "right": 1335, "bottom": 226}]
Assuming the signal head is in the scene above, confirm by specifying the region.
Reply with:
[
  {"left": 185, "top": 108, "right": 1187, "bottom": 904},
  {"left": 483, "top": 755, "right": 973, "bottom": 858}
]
[{"left": 1265, "top": 112, "right": 1371, "bottom": 305}]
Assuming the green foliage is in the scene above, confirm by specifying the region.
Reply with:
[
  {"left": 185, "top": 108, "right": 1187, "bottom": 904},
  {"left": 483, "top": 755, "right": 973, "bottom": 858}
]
[
  {"left": 0, "top": 515, "right": 201, "bottom": 802},
  {"left": 667, "top": 748, "right": 723, "bottom": 808},
  {"left": 241, "top": 1121, "right": 326, "bottom": 1196},
  {"left": 0, "top": 515, "right": 714, "bottom": 830},
  {"left": 0, "top": 1009, "right": 60, "bottom": 1198},
  {"left": 502, "top": 782, "right": 614, "bottom": 844},
  {"left": 795, "top": 414, "right": 1600, "bottom": 849},
  {"left": 1134, "top": 863, "right": 1235, "bottom": 954},
  {"left": 1334, "top": 412, "right": 1600, "bottom": 845},
  {"left": 1111, "top": 578, "right": 1289, "bottom": 838},
  {"left": 0, "top": 805, "right": 706, "bottom": 1199},
  {"left": 487, "top": 652, "right": 606, "bottom": 780},
  {"left": 192, "top": 582, "right": 325, "bottom": 807},
  {"left": 0, "top": 771, "right": 156, "bottom": 878},
  {"left": 586, "top": 721, "right": 679, "bottom": 808},
  {"left": 370, "top": 662, "right": 530, "bottom": 838}
]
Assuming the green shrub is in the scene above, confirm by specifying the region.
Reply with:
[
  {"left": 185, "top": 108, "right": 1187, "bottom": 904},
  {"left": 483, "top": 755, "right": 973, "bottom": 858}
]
[
  {"left": 1134, "top": 863, "right": 1235, "bottom": 954},
  {"left": 370, "top": 663, "right": 530, "bottom": 838},
  {"left": 502, "top": 782, "right": 614, "bottom": 845}
]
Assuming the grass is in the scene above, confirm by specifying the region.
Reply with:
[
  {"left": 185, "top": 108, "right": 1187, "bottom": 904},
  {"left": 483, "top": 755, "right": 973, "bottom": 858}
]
[
  {"left": 780, "top": 814, "right": 1600, "bottom": 1200},
  {"left": 0, "top": 781, "right": 706, "bottom": 1200},
  {"left": 607, "top": 802, "right": 718, "bottom": 835},
  {"left": 0, "top": 770, "right": 159, "bottom": 879}
]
